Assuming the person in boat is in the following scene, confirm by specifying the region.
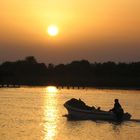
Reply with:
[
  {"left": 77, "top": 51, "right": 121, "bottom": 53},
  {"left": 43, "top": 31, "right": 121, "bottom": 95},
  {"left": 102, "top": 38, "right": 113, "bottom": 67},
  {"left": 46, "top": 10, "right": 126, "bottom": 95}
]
[{"left": 109, "top": 99, "right": 124, "bottom": 121}]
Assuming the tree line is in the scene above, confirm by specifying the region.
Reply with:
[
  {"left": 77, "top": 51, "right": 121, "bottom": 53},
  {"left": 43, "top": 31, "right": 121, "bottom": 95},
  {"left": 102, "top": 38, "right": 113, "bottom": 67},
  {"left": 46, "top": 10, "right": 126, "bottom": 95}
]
[{"left": 0, "top": 56, "right": 140, "bottom": 87}]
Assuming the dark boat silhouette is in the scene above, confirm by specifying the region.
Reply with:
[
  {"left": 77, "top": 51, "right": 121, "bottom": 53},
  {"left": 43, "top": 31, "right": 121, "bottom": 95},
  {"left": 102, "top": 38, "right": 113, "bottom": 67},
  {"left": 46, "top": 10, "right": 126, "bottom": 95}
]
[{"left": 64, "top": 98, "right": 131, "bottom": 121}]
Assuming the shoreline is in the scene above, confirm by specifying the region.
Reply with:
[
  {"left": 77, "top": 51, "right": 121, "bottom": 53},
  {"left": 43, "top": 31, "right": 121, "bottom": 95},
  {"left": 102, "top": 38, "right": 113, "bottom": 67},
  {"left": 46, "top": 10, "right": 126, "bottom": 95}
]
[{"left": 0, "top": 85, "right": 140, "bottom": 90}]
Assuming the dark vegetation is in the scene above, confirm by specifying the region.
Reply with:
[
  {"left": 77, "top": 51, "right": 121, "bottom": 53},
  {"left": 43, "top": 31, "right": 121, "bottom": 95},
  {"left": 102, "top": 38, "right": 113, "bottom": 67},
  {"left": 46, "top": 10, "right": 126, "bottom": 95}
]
[{"left": 0, "top": 56, "right": 140, "bottom": 88}]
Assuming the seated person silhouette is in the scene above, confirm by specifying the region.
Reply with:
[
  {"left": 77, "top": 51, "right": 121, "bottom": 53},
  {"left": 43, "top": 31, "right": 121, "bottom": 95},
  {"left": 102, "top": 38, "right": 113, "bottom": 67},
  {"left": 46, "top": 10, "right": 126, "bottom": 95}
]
[{"left": 109, "top": 99, "right": 124, "bottom": 121}]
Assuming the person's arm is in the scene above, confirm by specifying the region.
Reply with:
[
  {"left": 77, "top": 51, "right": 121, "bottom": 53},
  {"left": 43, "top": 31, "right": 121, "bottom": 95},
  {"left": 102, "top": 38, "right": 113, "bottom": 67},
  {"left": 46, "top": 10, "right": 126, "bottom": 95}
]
[
  {"left": 109, "top": 108, "right": 114, "bottom": 112},
  {"left": 109, "top": 104, "right": 115, "bottom": 112}
]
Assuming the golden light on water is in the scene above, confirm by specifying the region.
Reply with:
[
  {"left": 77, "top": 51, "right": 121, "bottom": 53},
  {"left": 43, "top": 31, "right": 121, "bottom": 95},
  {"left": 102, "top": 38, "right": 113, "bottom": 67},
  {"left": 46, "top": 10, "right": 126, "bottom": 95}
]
[
  {"left": 46, "top": 86, "right": 58, "bottom": 93},
  {"left": 43, "top": 87, "right": 58, "bottom": 140}
]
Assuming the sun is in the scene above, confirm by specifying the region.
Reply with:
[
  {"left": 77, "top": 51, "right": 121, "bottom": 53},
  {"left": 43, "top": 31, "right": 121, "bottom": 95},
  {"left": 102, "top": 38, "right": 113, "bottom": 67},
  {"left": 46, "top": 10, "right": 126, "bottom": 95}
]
[{"left": 47, "top": 25, "right": 59, "bottom": 36}]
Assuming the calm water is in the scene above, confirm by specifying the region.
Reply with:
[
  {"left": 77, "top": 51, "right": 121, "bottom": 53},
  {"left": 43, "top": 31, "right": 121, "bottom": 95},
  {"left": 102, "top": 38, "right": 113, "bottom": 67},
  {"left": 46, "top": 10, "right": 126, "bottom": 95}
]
[{"left": 0, "top": 87, "right": 140, "bottom": 140}]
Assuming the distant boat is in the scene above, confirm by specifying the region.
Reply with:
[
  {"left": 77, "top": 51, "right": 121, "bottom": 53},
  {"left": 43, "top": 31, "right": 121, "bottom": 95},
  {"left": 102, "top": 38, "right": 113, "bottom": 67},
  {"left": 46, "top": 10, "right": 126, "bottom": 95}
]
[{"left": 64, "top": 99, "right": 131, "bottom": 121}]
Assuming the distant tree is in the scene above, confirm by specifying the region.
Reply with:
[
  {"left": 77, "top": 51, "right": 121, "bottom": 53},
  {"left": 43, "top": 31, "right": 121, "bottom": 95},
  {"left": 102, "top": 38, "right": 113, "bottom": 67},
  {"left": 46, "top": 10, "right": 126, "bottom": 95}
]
[
  {"left": 48, "top": 63, "right": 54, "bottom": 70},
  {"left": 0, "top": 57, "right": 140, "bottom": 87},
  {"left": 25, "top": 56, "right": 37, "bottom": 64}
]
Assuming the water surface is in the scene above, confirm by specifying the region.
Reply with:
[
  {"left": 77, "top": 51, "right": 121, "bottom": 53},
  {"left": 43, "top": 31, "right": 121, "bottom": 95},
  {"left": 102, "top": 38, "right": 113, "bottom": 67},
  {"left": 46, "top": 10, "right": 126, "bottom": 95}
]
[{"left": 0, "top": 87, "right": 140, "bottom": 140}]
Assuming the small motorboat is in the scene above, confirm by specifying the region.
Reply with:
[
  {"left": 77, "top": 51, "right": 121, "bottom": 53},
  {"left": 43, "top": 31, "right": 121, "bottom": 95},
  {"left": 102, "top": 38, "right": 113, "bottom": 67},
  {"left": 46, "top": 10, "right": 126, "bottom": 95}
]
[{"left": 64, "top": 98, "right": 131, "bottom": 121}]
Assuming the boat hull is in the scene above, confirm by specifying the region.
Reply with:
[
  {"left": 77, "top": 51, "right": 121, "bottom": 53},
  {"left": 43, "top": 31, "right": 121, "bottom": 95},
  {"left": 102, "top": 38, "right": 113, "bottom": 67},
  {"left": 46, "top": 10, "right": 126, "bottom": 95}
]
[{"left": 64, "top": 103, "right": 131, "bottom": 121}]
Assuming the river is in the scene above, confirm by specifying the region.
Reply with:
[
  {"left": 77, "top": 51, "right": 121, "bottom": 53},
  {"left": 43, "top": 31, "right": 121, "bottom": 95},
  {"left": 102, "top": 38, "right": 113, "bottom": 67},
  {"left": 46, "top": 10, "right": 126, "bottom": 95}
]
[{"left": 0, "top": 87, "right": 140, "bottom": 140}]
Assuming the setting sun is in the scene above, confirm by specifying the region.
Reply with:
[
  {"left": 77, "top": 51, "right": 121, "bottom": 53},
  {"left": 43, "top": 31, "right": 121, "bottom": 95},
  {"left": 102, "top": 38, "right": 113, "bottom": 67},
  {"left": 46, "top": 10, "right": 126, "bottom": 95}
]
[{"left": 47, "top": 25, "right": 59, "bottom": 36}]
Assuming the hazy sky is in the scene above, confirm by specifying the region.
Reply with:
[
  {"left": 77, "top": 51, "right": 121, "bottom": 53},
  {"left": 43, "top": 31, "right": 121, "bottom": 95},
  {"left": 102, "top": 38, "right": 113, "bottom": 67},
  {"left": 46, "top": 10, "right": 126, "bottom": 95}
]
[{"left": 0, "top": 0, "right": 140, "bottom": 64}]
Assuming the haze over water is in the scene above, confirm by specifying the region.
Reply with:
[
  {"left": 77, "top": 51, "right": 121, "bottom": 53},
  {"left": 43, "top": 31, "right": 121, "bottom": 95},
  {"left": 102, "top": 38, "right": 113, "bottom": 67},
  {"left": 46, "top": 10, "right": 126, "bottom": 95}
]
[{"left": 0, "top": 87, "right": 140, "bottom": 140}]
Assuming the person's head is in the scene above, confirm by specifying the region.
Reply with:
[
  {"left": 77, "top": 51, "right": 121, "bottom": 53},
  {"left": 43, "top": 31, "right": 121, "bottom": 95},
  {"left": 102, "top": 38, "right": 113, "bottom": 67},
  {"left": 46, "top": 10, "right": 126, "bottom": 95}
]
[{"left": 114, "top": 99, "right": 119, "bottom": 103}]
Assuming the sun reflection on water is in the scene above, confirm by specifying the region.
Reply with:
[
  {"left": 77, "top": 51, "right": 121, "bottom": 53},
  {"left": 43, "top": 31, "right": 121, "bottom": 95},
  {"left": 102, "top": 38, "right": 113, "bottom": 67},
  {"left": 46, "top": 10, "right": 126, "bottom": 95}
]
[
  {"left": 46, "top": 86, "right": 58, "bottom": 93},
  {"left": 43, "top": 86, "right": 58, "bottom": 140}
]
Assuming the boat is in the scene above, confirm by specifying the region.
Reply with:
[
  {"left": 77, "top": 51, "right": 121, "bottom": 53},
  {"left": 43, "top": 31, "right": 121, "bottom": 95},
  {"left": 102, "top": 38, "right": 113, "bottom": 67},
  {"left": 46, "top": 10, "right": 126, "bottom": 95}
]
[{"left": 64, "top": 98, "right": 131, "bottom": 121}]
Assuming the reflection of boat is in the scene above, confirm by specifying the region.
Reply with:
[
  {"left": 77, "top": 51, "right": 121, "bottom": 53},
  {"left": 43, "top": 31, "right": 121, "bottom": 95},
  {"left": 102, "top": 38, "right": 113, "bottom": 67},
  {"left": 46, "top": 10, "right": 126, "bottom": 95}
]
[{"left": 64, "top": 99, "right": 131, "bottom": 121}]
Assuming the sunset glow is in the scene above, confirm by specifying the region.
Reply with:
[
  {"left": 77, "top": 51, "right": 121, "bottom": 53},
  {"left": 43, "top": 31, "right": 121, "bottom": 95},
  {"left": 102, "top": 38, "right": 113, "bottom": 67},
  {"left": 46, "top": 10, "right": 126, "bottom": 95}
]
[
  {"left": 0, "top": 0, "right": 140, "bottom": 63},
  {"left": 47, "top": 25, "right": 59, "bottom": 36},
  {"left": 0, "top": 1, "right": 140, "bottom": 140}
]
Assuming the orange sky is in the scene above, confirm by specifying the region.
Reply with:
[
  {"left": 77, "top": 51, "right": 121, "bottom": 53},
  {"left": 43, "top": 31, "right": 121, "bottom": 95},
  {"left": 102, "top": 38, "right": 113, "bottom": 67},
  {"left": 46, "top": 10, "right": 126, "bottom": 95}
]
[{"left": 0, "top": 0, "right": 140, "bottom": 63}]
